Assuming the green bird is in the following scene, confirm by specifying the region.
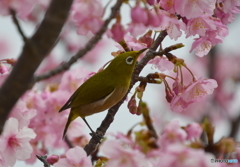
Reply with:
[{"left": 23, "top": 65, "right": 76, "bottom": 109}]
[{"left": 59, "top": 48, "right": 147, "bottom": 138}]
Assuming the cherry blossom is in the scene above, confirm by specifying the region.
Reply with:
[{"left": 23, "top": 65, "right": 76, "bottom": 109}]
[
  {"left": 186, "top": 16, "right": 217, "bottom": 37},
  {"left": 158, "top": 119, "right": 187, "bottom": 150},
  {"left": 101, "top": 140, "right": 152, "bottom": 167},
  {"left": 170, "top": 78, "right": 218, "bottom": 112},
  {"left": 0, "top": 0, "right": 35, "bottom": 18},
  {"left": 54, "top": 146, "right": 92, "bottom": 167},
  {"left": 190, "top": 37, "right": 212, "bottom": 57},
  {"left": 149, "top": 56, "right": 174, "bottom": 71},
  {"left": 159, "top": 0, "right": 176, "bottom": 14},
  {"left": 156, "top": 144, "right": 218, "bottom": 167},
  {"left": 0, "top": 118, "right": 36, "bottom": 166},
  {"left": 185, "top": 122, "right": 203, "bottom": 140},
  {"left": 182, "top": 78, "right": 218, "bottom": 103},
  {"left": 154, "top": 10, "right": 186, "bottom": 40},
  {"left": 71, "top": 0, "right": 104, "bottom": 35},
  {"left": 174, "top": 0, "right": 216, "bottom": 19}
]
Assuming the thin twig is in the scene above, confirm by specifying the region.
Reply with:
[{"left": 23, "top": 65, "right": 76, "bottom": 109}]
[
  {"left": 9, "top": 9, "right": 28, "bottom": 43},
  {"left": 34, "top": 0, "right": 124, "bottom": 83},
  {"left": 36, "top": 155, "right": 50, "bottom": 167},
  {"left": 64, "top": 136, "right": 74, "bottom": 148},
  {"left": 84, "top": 31, "right": 168, "bottom": 156}
]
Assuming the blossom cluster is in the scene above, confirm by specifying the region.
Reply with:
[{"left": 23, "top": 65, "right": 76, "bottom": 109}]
[
  {"left": 48, "top": 119, "right": 239, "bottom": 167},
  {"left": 1, "top": 0, "right": 240, "bottom": 56},
  {"left": 0, "top": 63, "right": 93, "bottom": 166}
]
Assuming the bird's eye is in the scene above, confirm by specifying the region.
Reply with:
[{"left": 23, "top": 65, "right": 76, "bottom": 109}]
[{"left": 126, "top": 56, "right": 134, "bottom": 65}]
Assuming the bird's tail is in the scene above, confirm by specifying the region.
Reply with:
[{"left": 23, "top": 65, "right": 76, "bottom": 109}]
[{"left": 62, "top": 110, "right": 78, "bottom": 139}]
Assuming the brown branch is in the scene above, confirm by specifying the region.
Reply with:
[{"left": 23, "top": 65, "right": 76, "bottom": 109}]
[
  {"left": 84, "top": 31, "right": 168, "bottom": 156},
  {"left": 0, "top": 0, "right": 73, "bottom": 134},
  {"left": 34, "top": 0, "right": 124, "bottom": 83},
  {"left": 229, "top": 114, "right": 240, "bottom": 139},
  {"left": 36, "top": 155, "right": 51, "bottom": 167}
]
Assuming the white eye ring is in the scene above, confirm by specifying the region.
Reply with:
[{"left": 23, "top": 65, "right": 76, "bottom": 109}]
[{"left": 126, "top": 56, "right": 134, "bottom": 65}]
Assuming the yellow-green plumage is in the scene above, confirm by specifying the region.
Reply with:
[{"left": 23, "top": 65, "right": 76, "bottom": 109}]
[{"left": 59, "top": 49, "right": 146, "bottom": 138}]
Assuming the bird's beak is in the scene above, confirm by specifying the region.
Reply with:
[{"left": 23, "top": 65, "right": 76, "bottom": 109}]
[{"left": 137, "top": 48, "right": 148, "bottom": 55}]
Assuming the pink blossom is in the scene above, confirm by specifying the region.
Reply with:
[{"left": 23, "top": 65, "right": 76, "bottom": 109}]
[
  {"left": 54, "top": 146, "right": 92, "bottom": 167},
  {"left": 0, "top": 153, "right": 7, "bottom": 167},
  {"left": 159, "top": 0, "right": 176, "bottom": 13},
  {"left": 0, "top": 0, "right": 36, "bottom": 18},
  {"left": 149, "top": 56, "right": 174, "bottom": 71},
  {"left": 158, "top": 119, "right": 187, "bottom": 150},
  {"left": 156, "top": 144, "right": 218, "bottom": 167},
  {"left": 114, "top": 34, "right": 147, "bottom": 58},
  {"left": 190, "top": 37, "right": 212, "bottom": 57},
  {"left": 182, "top": 78, "right": 218, "bottom": 103},
  {"left": 174, "top": 0, "right": 216, "bottom": 19},
  {"left": 170, "top": 94, "right": 189, "bottom": 113},
  {"left": 58, "top": 67, "right": 93, "bottom": 94},
  {"left": 127, "top": 23, "right": 149, "bottom": 37},
  {"left": 170, "top": 78, "right": 218, "bottom": 112},
  {"left": 154, "top": 10, "right": 186, "bottom": 40},
  {"left": 219, "top": 0, "right": 240, "bottom": 13},
  {"left": 214, "top": 8, "right": 235, "bottom": 24},
  {"left": 101, "top": 140, "right": 152, "bottom": 167},
  {"left": 146, "top": 8, "right": 164, "bottom": 27},
  {"left": 186, "top": 16, "right": 216, "bottom": 37},
  {"left": 71, "top": 0, "right": 104, "bottom": 35},
  {"left": 188, "top": 15, "right": 228, "bottom": 57},
  {"left": 0, "top": 118, "right": 36, "bottom": 166},
  {"left": 205, "top": 18, "right": 228, "bottom": 45},
  {"left": 185, "top": 123, "right": 203, "bottom": 140}
]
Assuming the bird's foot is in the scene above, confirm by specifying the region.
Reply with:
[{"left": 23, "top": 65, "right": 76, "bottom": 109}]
[{"left": 90, "top": 132, "right": 103, "bottom": 141}]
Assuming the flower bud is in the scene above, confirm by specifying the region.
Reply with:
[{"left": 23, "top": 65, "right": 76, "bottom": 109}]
[
  {"left": 127, "top": 96, "right": 137, "bottom": 114},
  {"left": 46, "top": 154, "right": 59, "bottom": 165}
]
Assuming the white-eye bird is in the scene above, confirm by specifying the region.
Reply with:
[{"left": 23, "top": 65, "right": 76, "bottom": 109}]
[{"left": 59, "top": 48, "right": 147, "bottom": 138}]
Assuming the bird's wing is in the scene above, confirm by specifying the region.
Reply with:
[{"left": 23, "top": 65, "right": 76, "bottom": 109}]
[{"left": 59, "top": 73, "right": 115, "bottom": 112}]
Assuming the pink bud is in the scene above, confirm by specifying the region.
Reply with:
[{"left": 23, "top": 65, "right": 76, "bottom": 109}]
[
  {"left": 110, "top": 22, "right": 125, "bottom": 42},
  {"left": 131, "top": 6, "right": 148, "bottom": 25},
  {"left": 46, "top": 154, "right": 59, "bottom": 165},
  {"left": 146, "top": 0, "right": 155, "bottom": 5},
  {"left": 146, "top": 9, "right": 163, "bottom": 27},
  {"left": 185, "top": 123, "right": 203, "bottom": 140},
  {"left": 127, "top": 96, "right": 137, "bottom": 114}
]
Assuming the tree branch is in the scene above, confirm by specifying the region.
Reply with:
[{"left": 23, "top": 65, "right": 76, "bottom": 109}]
[
  {"left": 0, "top": 0, "right": 73, "bottom": 134},
  {"left": 34, "top": 0, "right": 124, "bottom": 83},
  {"left": 229, "top": 114, "right": 240, "bottom": 139},
  {"left": 84, "top": 31, "right": 168, "bottom": 156},
  {"left": 36, "top": 155, "right": 51, "bottom": 167}
]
